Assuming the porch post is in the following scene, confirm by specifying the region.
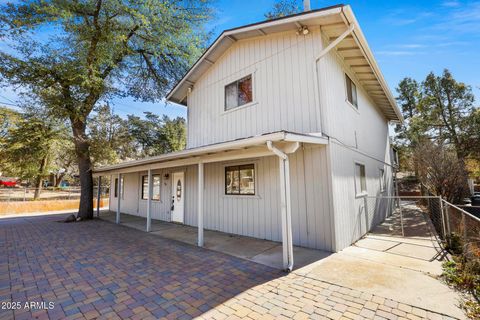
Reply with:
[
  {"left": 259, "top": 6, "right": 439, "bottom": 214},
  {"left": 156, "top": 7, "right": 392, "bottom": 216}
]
[
  {"left": 278, "top": 158, "right": 290, "bottom": 270},
  {"left": 146, "top": 169, "right": 153, "bottom": 232},
  {"left": 96, "top": 176, "right": 101, "bottom": 218},
  {"left": 198, "top": 161, "right": 204, "bottom": 247},
  {"left": 116, "top": 173, "right": 121, "bottom": 224}
]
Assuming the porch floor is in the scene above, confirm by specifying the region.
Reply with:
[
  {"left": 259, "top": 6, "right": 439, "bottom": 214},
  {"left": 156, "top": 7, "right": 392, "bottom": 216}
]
[{"left": 99, "top": 211, "right": 330, "bottom": 270}]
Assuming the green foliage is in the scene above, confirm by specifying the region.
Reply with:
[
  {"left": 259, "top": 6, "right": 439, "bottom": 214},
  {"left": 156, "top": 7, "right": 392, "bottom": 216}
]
[
  {"left": 395, "top": 69, "right": 479, "bottom": 200},
  {"left": 446, "top": 233, "right": 465, "bottom": 255},
  {"left": 0, "top": 110, "right": 68, "bottom": 182},
  {"left": 395, "top": 70, "right": 477, "bottom": 159},
  {"left": 88, "top": 105, "right": 186, "bottom": 164},
  {"left": 442, "top": 254, "right": 480, "bottom": 318},
  {"left": 88, "top": 105, "right": 134, "bottom": 165},
  {"left": 265, "top": 0, "right": 300, "bottom": 20},
  {"left": 126, "top": 112, "right": 186, "bottom": 157}
]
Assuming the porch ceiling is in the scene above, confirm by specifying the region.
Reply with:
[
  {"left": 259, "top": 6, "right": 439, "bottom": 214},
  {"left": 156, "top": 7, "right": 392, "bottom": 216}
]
[{"left": 93, "top": 131, "right": 328, "bottom": 176}]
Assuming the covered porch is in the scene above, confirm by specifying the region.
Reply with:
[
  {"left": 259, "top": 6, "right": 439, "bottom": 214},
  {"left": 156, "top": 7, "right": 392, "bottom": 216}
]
[
  {"left": 99, "top": 211, "right": 330, "bottom": 269},
  {"left": 93, "top": 131, "right": 329, "bottom": 271}
]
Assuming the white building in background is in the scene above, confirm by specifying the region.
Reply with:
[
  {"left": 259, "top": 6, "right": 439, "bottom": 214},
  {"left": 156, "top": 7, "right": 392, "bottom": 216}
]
[{"left": 94, "top": 4, "right": 402, "bottom": 270}]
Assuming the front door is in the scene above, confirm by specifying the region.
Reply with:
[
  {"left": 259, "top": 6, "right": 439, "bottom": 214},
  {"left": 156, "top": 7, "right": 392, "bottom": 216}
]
[{"left": 171, "top": 172, "right": 185, "bottom": 223}]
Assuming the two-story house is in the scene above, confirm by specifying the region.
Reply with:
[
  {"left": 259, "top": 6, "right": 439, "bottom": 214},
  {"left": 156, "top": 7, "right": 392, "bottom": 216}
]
[{"left": 93, "top": 4, "right": 402, "bottom": 271}]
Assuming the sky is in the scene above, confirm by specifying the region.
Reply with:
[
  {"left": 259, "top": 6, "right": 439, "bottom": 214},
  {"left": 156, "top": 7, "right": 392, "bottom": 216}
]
[{"left": 0, "top": 0, "right": 479, "bottom": 119}]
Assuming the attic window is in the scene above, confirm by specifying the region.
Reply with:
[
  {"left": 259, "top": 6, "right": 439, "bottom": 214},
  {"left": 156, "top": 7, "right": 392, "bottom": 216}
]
[
  {"left": 345, "top": 74, "right": 358, "bottom": 108},
  {"left": 225, "top": 75, "right": 253, "bottom": 110}
]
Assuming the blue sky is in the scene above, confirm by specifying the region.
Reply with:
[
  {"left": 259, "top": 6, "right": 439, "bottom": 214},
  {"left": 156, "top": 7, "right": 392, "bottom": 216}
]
[{"left": 0, "top": 0, "right": 479, "bottom": 119}]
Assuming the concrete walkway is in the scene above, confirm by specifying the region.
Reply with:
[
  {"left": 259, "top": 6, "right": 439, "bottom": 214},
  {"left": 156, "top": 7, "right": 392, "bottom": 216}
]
[
  {"left": 100, "top": 211, "right": 330, "bottom": 270},
  {"left": 295, "top": 202, "right": 465, "bottom": 319}
]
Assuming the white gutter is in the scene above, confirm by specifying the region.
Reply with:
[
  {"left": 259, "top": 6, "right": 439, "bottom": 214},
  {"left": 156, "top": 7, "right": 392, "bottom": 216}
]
[{"left": 266, "top": 141, "right": 299, "bottom": 272}]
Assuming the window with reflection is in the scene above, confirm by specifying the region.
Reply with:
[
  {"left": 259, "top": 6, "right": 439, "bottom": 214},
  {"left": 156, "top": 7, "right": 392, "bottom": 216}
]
[
  {"left": 141, "top": 175, "right": 161, "bottom": 200},
  {"left": 225, "top": 164, "right": 255, "bottom": 195},
  {"left": 225, "top": 75, "right": 253, "bottom": 110}
]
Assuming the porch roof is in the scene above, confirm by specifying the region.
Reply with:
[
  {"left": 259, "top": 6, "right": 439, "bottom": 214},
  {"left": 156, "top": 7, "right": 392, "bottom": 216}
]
[{"left": 93, "top": 131, "right": 328, "bottom": 176}]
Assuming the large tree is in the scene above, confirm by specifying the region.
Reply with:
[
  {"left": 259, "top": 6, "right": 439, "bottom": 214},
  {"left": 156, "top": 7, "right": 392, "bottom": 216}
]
[
  {"left": 395, "top": 70, "right": 479, "bottom": 199},
  {"left": 0, "top": 0, "right": 212, "bottom": 219},
  {"left": 421, "top": 69, "right": 476, "bottom": 162}
]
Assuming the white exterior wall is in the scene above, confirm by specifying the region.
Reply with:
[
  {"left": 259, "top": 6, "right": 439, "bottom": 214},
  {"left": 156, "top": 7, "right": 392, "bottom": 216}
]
[
  {"left": 318, "top": 40, "right": 395, "bottom": 251},
  {"left": 186, "top": 28, "right": 323, "bottom": 148},
  {"left": 108, "top": 146, "right": 333, "bottom": 251}
]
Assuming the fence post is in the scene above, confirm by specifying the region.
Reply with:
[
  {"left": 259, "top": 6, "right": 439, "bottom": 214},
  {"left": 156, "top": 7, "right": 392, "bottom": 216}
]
[
  {"left": 399, "top": 200, "right": 405, "bottom": 237},
  {"left": 439, "top": 197, "right": 446, "bottom": 239},
  {"left": 461, "top": 213, "right": 467, "bottom": 243},
  {"left": 445, "top": 204, "right": 451, "bottom": 236}
]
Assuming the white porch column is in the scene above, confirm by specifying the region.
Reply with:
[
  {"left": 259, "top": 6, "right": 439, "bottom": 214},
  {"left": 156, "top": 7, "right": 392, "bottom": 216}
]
[
  {"left": 146, "top": 169, "right": 153, "bottom": 232},
  {"left": 198, "top": 161, "right": 204, "bottom": 247},
  {"left": 96, "top": 176, "right": 101, "bottom": 218},
  {"left": 267, "top": 141, "right": 295, "bottom": 271},
  {"left": 116, "top": 173, "right": 121, "bottom": 224},
  {"left": 278, "top": 157, "right": 294, "bottom": 270}
]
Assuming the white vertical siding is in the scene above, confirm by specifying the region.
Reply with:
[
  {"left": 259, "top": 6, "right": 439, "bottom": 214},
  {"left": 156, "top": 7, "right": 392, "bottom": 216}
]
[
  {"left": 186, "top": 28, "right": 323, "bottom": 149},
  {"left": 317, "top": 36, "right": 395, "bottom": 251},
  {"left": 108, "top": 147, "right": 333, "bottom": 251}
]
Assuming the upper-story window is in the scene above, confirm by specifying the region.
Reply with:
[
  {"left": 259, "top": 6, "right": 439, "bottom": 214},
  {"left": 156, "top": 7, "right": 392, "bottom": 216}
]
[
  {"left": 225, "top": 75, "right": 253, "bottom": 110},
  {"left": 354, "top": 163, "right": 367, "bottom": 196},
  {"left": 345, "top": 74, "right": 358, "bottom": 108}
]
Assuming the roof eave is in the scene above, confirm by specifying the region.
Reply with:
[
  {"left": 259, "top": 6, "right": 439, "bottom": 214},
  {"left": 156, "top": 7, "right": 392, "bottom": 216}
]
[{"left": 341, "top": 6, "right": 403, "bottom": 123}]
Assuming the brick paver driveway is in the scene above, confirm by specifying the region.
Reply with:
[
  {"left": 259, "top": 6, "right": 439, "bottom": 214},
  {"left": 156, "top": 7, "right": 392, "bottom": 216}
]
[{"left": 0, "top": 215, "right": 459, "bottom": 320}]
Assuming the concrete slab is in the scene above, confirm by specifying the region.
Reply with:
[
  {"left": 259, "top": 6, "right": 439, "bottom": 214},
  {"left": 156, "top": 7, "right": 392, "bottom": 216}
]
[
  {"left": 251, "top": 244, "right": 331, "bottom": 269},
  {"left": 387, "top": 242, "right": 441, "bottom": 261},
  {"left": 100, "top": 212, "right": 327, "bottom": 270},
  {"left": 355, "top": 237, "right": 400, "bottom": 251},
  {"left": 298, "top": 252, "right": 464, "bottom": 319},
  {"left": 339, "top": 246, "right": 444, "bottom": 275},
  {"left": 206, "top": 234, "right": 279, "bottom": 260}
]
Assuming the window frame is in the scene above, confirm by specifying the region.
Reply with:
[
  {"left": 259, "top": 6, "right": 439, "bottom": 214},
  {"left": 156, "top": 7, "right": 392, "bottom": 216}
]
[
  {"left": 354, "top": 162, "right": 367, "bottom": 197},
  {"left": 141, "top": 174, "right": 161, "bottom": 201},
  {"left": 379, "top": 168, "right": 386, "bottom": 192},
  {"left": 224, "top": 74, "right": 254, "bottom": 111},
  {"left": 114, "top": 177, "right": 125, "bottom": 199},
  {"left": 345, "top": 73, "right": 358, "bottom": 109},
  {"left": 224, "top": 163, "right": 256, "bottom": 196}
]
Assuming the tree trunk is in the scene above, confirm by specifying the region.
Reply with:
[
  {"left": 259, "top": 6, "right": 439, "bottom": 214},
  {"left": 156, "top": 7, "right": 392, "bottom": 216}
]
[
  {"left": 54, "top": 173, "right": 66, "bottom": 187},
  {"left": 34, "top": 176, "right": 43, "bottom": 200},
  {"left": 72, "top": 118, "right": 94, "bottom": 219},
  {"left": 34, "top": 155, "right": 48, "bottom": 200}
]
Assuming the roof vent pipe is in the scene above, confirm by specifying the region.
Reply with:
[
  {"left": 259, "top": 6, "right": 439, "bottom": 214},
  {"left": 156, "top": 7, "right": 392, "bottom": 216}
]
[{"left": 303, "top": 0, "right": 311, "bottom": 11}]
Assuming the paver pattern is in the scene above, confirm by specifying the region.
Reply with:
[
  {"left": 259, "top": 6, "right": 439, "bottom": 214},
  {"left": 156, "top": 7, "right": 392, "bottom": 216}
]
[{"left": 0, "top": 215, "right": 460, "bottom": 319}]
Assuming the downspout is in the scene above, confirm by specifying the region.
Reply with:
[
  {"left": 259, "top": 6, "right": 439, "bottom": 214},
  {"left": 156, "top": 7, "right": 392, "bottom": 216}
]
[{"left": 266, "top": 140, "right": 299, "bottom": 272}]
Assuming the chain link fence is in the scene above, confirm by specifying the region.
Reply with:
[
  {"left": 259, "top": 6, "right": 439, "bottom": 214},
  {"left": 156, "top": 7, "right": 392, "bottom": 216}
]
[
  {"left": 361, "top": 195, "right": 480, "bottom": 250},
  {"left": 443, "top": 202, "right": 480, "bottom": 250},
  {"left": 362, "top": 196, "right": 443, "bottom": 239}
]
